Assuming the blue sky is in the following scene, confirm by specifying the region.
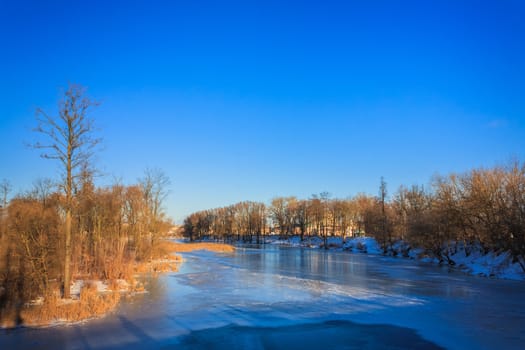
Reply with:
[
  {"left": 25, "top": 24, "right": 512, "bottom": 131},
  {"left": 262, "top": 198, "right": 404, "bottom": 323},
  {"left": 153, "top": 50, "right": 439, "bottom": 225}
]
[{"left": 1, "top": 0, "right": 524, "bottom": 222}]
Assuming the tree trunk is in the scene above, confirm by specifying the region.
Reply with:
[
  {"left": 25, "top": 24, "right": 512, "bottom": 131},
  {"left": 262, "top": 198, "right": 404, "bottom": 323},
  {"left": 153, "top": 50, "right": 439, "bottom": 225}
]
[
  {"left": 63, "top": 209, "right": 71, "bottom": 298},
  {"left": 64, "top": 121, "right": 73, "bottom": 299}
]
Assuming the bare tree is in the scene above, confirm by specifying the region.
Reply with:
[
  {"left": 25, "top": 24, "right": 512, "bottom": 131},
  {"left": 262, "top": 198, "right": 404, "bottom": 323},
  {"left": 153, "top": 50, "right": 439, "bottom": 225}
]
[
  {"left": 379, "top": 177, "right": 390, "bottom": 252},
  {"left": 32, "top": 84, "right": 101, "bottom": 298},
  {"left": 294, "top": 200, "right": 309, "bottom": 240},
  {"left": 270, "top": 197, "right": 288, "bottom": 237},
  {"left": 319, "top": 192, "right": 331, "bottom": 249},
  {"left": 139, "top": 168, "right": 171, "bottom": 250},
  {"left": 0, "top": 178, "right": 11, "bottom": 240},
  {"left": 31, "top": 178, "right": 56, "bottom": 207},
  {"left": 0, "top": 179, "right": 11, "bottom": 210}
]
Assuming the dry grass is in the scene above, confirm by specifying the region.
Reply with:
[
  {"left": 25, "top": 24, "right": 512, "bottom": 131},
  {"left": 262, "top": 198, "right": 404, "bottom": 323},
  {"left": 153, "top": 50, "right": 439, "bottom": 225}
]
[
  {"left": 132, "top": 240, "right": 186, "bottom": 275},
  {"left": 107, "top": 240, "right": 218, "bottom": 284},
  {"left": 134, "top": 254, "right": 183, "bottom": 274},
  {"left": 8, "top": 284, "right": 121, "bottom": 327},
  {"left": 120, "top": 240, "right": 234, "bottom": 293},
  {"left": 132, "top": 241, "right": 234, "bottom": 274},
  {"left": 0, "top": 240, "right": 233, "bottom": 328},
  {"left": 162, "top": 241, "right": 236, "bottom": 253}
]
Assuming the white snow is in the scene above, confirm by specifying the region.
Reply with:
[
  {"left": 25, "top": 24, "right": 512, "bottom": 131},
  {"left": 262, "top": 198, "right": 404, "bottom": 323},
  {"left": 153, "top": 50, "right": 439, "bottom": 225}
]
[
  {"left": 69, "top": 279, "right": 129, "bottom": 298},
  {"left": 447, "top": 245, "right": 524, "bottom": 280},
  {"left": 343, "top": 237, "right": 382, "bottom": 254},
  {"left": 265, "top": 235, "right": 525, "bottom": 280},
  {"left": 267, "top": 235, "right": 381, "bottom": 254}
]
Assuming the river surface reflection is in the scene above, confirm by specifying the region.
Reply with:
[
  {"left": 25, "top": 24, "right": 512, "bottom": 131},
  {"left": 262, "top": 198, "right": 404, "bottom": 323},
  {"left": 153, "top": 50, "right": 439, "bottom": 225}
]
[{"left": 1, "top": 245, "right": 524, "bottom": 349}]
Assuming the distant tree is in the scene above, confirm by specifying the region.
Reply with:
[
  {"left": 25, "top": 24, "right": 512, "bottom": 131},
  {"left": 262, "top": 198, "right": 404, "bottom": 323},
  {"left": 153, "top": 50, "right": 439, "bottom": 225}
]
[
  {"left": 270, "top": 197, "right": 288, "bottom": 236},
  {"left": 331, "top": 199, "right": 353, "bottom": 238},
  {"left": 139, "top": 168, "right": 171, "bottom": 252},
  {"left": 123, "top": 185, "right": 145, "bottom": 253},
  {"left": 319, "top": 192, "right": 331, "bottom": 249},
  {"left": 183, "top": 216, "right": 195, "bottom": 242},
  {"left": 308, "top": 196, "right": 323, "bottom": 237},
  {"left": 33, "top": 84, "right": 101, "bottom": 298},
  {"left": 307, "top": 192, "right": 332, "bottom": 248},
  {"left": 379, "top": 177, "right": 391, "bottom": 252},
  {"left": 0, "top": 179, "right": 11, "bottom": 210},
  {"left": 502, "top": 161, "right": 525, "bottom": 270},
  {"left": 250, "top": 202, "right": 266, "bottom": 244},
  {"left": 294, "top": 200, "right": 309, "bottom": 240},
  {"left": 380, "top": 177, "right": 387, "bottom": 230},
  {"left": 31, "top": 178, "right": 56, "bottom": 207},
  {"left": 0, "top": 178, "right": 12, "bottom": 239}
]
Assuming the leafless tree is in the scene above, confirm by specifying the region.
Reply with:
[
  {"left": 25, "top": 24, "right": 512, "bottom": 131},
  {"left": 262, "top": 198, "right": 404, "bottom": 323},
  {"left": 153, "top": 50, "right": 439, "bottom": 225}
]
[
  {"left": 31, "top": 178, "right": 56, "bottom": 207},
  {"left": 139, "top": 168, "right": 171, "bottom": 250},
  {"left": 32, "top": 84, "right": 101, "bottom": 298},
  {"left": 0, "top": 178, "right": 12, "bottom": 239},
  {"left": 0, "top": 179, "right": 11, "bottom": 210},
  {"left": 270, "top": 197, "right": 289, "bottom": 237}
]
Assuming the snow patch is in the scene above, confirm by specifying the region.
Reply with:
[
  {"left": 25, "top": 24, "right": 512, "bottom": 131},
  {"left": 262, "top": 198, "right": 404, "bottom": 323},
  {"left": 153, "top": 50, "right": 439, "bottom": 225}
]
[
  {"left": 388, "top": 240, "right": 525, "bottom": 281},
  {"left": 343, "top": 237, "right": 381, "bottom": 255},
  {"left": 264, "top": 234, "right": 524, "bottom": 281},
  {"left": 449, "top": 246, "right": 524, "bottom": 280},
  {"left": 70, "top": 279, "right": 129, "bottom": 299}
]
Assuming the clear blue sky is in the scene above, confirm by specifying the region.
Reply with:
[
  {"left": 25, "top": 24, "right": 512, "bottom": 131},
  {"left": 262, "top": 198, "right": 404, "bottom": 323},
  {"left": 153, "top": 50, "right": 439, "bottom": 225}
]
[{"left": 1, "top": 0, "right": 524, "bottom": 222}]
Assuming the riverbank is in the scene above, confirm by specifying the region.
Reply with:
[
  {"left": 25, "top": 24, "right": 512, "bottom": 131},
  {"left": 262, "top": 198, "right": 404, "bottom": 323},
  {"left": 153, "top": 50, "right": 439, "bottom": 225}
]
[
  {"left": 264, "top": 235, "right": 525, "bottom": 281},
  {"left": 0, "top": 241, "right": 235, "bottom": 328},
  {"left": 2, "top": 242, "right": 524, "bottom": 350},
  {"left": 168, "top": 242, "right": 235, "bottom": 253}
]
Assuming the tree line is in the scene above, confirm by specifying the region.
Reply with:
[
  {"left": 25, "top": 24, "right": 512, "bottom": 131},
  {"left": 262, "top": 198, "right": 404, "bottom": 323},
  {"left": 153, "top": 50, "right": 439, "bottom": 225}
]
[
  {"left": 183, "top": 193, "right": 370, "bottom": 246},
  {"left": 182, "top": 162, "right": 525, "bottom": 272},
  {"left": 0, "top": 85, "right": 172, "bottom": 321}
]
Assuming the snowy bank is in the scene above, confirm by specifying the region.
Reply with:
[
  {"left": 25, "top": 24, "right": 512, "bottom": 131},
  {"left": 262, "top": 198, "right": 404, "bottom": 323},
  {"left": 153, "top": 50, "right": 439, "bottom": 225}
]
[
  {"left": 265, "top": 235, "right": 380, "bottom": 254},
  {"left": 343, "top": 237, "right": 382, "bottom": 254},
  {"left": 265, "top": 235, "right": 525, "bottom": 281},
  {"left": 70, "top": 279, "right": 130, "bottom": 299},
  {"left": 443, "top": 245, "right": 524, "bottom": 280}
]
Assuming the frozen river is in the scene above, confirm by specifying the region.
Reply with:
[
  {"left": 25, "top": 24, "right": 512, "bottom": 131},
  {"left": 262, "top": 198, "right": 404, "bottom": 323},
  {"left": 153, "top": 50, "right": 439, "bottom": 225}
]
[{"left": 1, "top": 245, "right": 524, "bottom": 349}]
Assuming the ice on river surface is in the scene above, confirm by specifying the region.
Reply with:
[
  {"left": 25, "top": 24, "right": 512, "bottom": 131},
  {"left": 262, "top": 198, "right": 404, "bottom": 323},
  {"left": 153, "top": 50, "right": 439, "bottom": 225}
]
[{"left": 1, "top": 245, "right": 524, "bottom": 349}]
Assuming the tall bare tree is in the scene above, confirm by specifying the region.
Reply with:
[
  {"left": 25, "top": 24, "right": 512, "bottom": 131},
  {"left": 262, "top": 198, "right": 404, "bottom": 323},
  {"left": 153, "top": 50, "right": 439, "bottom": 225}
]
[
  {"left": 270, "top": 197, "right": 288, "bottom": 236},
  {"left": 0, "top": 179, "right": 11, "bottom": 210},
  {"left": 0, "top": 178, "right": 11, "bottom": 240},
  {"left": 33, "top": 84, "right": 100, "bottom": 298},
  {"left": 139, "top": 168, "right": 170, "bottom": 252}
]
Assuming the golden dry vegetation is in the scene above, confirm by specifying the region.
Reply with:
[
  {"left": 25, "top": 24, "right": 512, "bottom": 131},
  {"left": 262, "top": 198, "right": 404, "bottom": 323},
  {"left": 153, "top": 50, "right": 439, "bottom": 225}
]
[
  {"left": 1, "top": 283, "right": 121, "bottom": 328},
  {"left": 0, "top": 86, "right": 235, "bottom": 328},
  {"left": 0, "top": 240, "right": 234, "bottom": 328},
  {"left": 133, "top": 241, "right": 234, "bottom": 274},
  {"left": 166, "top": 241, "right": 235, "bottom": 253}
]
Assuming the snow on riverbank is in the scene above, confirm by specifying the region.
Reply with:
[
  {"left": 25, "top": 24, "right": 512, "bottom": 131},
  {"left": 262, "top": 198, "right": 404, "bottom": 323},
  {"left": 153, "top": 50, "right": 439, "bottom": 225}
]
[
  {"left": 264, "top": 235, "right": 525, "bottom": 281},
  {"left": 264, "top": 235, "right": 380, "bottom": 254},
  {"left": 70, "top": 279, "right": 130, "bottom": 299},
  {"left": 443, "top": 246, "right": 524, "bottom": 280}
]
